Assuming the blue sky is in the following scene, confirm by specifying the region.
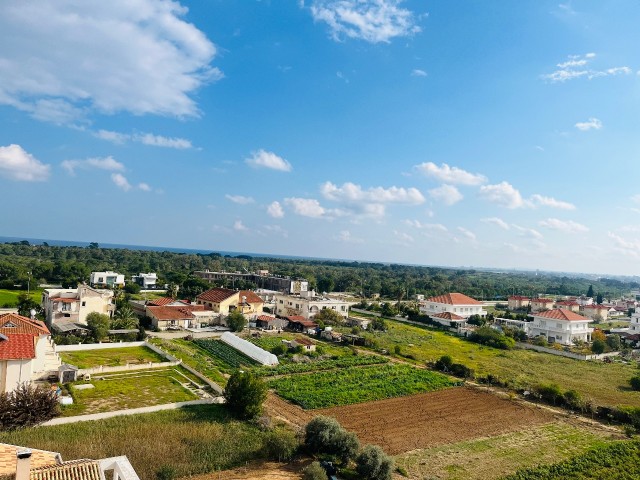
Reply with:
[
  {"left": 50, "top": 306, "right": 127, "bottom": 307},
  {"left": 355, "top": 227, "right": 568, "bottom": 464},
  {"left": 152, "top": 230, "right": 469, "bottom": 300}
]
[{"left": 1, "top": 0, "right": 640, "bottom": 275}]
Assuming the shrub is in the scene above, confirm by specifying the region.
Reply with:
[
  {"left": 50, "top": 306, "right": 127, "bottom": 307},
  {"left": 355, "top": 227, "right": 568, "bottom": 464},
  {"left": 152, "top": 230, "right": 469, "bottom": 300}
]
[
  {"left": 223, "top": 371, "right": 267, "bottom": 420},
  {"left": 303, "top": 461, "right": 328, "bottom": 480},
  {"left": 0, "top": 383, "right": 60, "bottom": 430},
  {"left": 435, "top": 355, "right": 453, "bottom": 371},
  {"left": 469, "top": 327, "right": 514, "bottom": 350},
  {"left": 450, "top": 363, "right": 474, "bottom": 379},
  {"left": 155, "top": 466, "right": 177, "bottom": 480},
  {"left": 534, "top": 383, "right": 563, "bottom": 405},
  {"left": 227, "top": 310, "right": 247, "bottom": 332},
  {"left": 591, "top": 339, "right": 606, "bottom": 355},
  {"left": 271, "top": 344, "right": 287, "bottom": 356},
  {"left": 356, "top": 445, "right": 394, "bottom": 480},
  {"left": 630, "top": 376, "right": 640, "bottom": 392},
  {"left": 534, "top": 335, "right": 548, "bottom": 347},
  {"left": 262, "top": 427, "right": 300, "bottom": 462},
  {"left": 607, "top": 334, "right": 621, "bottom": 351},
  {"left": 304, "top": 416, "right": 360, "bottom": 464},
  {"left": 563, "top": 389, "right": 582, "bottom": 410}
]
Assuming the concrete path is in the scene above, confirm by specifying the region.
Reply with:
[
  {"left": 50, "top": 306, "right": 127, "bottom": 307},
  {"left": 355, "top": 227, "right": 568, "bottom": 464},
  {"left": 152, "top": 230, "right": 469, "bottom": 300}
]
[{"left": 41, "top": 397, "right": 224, "bottom": 426}]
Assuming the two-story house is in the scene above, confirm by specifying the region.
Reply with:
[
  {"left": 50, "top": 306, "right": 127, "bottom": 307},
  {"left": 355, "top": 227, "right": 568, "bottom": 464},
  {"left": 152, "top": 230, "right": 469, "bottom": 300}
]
[
  {"left": 529, "top": 309, "right": 593, "bottom": 345},
  {"left": 90, "top": 271, "right": 125, "bottom": 288},
  {"left": 42, "top": 285, "right": 115, "bottom": 327},
  {"left": 196, "top": 288, "right": 264, "bottom": 316},
  {"left": 419, "top": 293, "right": 486, "bottom": 319},
  {"left": 273, "top": 291, "right": 351, "bottom": 320}
]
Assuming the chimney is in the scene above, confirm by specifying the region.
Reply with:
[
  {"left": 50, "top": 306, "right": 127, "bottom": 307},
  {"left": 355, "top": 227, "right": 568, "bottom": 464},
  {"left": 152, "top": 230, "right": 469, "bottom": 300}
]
[{"left": 16, "top": 449, "right": 31, "bottom": 480}]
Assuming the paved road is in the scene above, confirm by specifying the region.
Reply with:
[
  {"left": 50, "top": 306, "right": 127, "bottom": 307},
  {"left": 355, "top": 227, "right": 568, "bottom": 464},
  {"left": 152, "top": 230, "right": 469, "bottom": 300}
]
[{"left": 41, "top": 397, "right": 224, "bottom": 426}]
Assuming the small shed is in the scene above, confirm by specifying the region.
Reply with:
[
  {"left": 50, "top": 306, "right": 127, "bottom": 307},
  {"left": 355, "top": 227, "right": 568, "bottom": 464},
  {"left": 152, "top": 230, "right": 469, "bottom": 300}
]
[
  {"left": 58, "top": 363, "right": 79, "bottom": 383},
  {"left": 291, "top": 337, "right": 316, "bottom": 352},
  {"left": 286, "top": 316, "right": 318, "bottom": 334},
  {"left": 255, "top": 315, "right": 288, "bottom": 331}
]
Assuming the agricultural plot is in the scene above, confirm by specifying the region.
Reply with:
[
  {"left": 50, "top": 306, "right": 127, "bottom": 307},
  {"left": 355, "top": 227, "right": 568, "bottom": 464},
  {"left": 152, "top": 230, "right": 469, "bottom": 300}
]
[
  {"left": 396, "top": 421, "right": 621, "bottom": 480},
  {"left": 59, "top": 346, "right": 166, "bottom": 369},
  {"left": 193, "top": 339, "right": 258, "bottom": 369},
  {"left": 151, "top": 338, "right": 227, "bottom": 385},
  {"left": 269, "top": 364, "right": 458, "bottom": 409},
  {"left": 253, "top": 354, "right": 388, "bottom": 376},
  {"left": 61, "top": 367, "right": 199, "bottom": 416}
]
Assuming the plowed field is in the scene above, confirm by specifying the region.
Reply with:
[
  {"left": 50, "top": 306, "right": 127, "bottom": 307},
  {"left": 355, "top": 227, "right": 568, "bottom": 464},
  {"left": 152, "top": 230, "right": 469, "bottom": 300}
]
[{"left": 317, "top": 387, "right": 554, "bottom": 454}]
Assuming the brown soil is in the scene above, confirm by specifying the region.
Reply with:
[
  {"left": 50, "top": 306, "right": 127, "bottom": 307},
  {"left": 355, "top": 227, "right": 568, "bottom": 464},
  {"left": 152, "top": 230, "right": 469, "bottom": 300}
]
[
  {"left": 265, "top": 392, "right": 313, "bottom": 428},
  {"left": 188, "top": 460, "right": 308, "bottom": 480},
  {"left": 316, "top": 386, "right": 554, "bottom": 455}
]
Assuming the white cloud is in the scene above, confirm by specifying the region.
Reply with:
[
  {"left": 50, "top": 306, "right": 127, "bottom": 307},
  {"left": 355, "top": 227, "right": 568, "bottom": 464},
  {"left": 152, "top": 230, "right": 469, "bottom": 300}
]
[
  {"left": 334, "top": 230, "right": 364, "bottom": 244},
  {"left": 414, "top": 162, "right": 487, "bottom": 185},
  {"left": 575, "top": 118, "right": 602, "bottom": 131},
  {"left": 428, "top": 184, "right": 463, "bottom": 206},
  {"left": 245, "top": 149, "right": 292, "bottom": 172},
  {"left": 542, "top": 53, "right": 631, "bottom": 83},
  {"left": 457, "top": 227, "right": 476, "bottom": 241},
  {"left": 479, "top": 181, "right": 526, "bottom": 209},
  {"left": 539, "top": 218, "right": 589, "bottom": 233},
  {"left": 225, "top": 194, "right": 255, "bottom": 205},
  {"left": 138, "top": 182, "right": 152, "bottom": 192},
  {"left": 267, "top": 201, "right": 285, "bottom": 218},
  {"left": 309, "top": 0, "right": 421, "bottom": 43},
  {"left": 111, "top": 173, "right": 132, "bottom": 191},
  {"left": 631, "top": 194, "right": 640, "bottom": 204},
  {"left": 405, "top": 220, "right": 447, "bottom": 232},
  {"left": 61, "top": 156, "right": 125, "bottom": 175},
  {"left": 0, "top": 0, "right": 220, "bottom": 123},
  {"left": 512, "top": 224, "right": 544, "bottom": 240},
  {"left": 233, "top": 220, "right": 248, "bottom": 232},
  {"left": 481, "top": 217, "right": 510, "bottom": 230},
  {"left": 608, "top": 232, "right": 640, "bottom": 258},
  {"left": 94, "top": 130, "right": 193, "bottom": 149},
  {"left": 262, "top": 225, "right": 288, "bottom": 238},
  {"left": 530, "top": 194, "right": 576, "bottom": 210},
  {"left": 394, "top": 230, "right": 414, "bottom": 244},
  {"left": 411, "top": 69, "right": 427, "bottom": 77},
  {"left": 284, "top": 197, "right": 330, "bottom": 218},
  {"left": 0, "top": 144, "right": 50, "bottom": 181}
]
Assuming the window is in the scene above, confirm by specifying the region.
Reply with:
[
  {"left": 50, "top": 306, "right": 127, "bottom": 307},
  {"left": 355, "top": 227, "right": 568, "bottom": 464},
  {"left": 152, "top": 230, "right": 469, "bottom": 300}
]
[
  {"left": 81, "top": 301, "right": 86, "bottom": 307},
  {"left": 556, "top": 323, "right": 562, "bottom": 329}
]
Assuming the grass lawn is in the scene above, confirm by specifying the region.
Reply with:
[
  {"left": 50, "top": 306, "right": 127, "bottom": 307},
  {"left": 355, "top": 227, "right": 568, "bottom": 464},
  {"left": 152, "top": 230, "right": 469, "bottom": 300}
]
[
  {"left": 129, "top": 291, "right": 167, "bottom": 301},
  {"left": 150, "top": 338, "right": 228, "bottom": 386},
  {"left": 0, "top": 405, "right": 273, "bottom": 480},
  {"left": 60, "top": 366, "right": 199, "bottom": 416},
  {"left": 396, "top": 422, "right": 622, "bottom": 480},
  {"left": 359, "top": 320, "right": 640, "bottom": 408},
  {"left": 59, "top": 346, "right": 166, "bottom": 369},
  {"left": 0, "top": 288, "right": 42, "bottom": 307},
  {"left": 269, "top": 364, "right": 458, "bottom": 409}
]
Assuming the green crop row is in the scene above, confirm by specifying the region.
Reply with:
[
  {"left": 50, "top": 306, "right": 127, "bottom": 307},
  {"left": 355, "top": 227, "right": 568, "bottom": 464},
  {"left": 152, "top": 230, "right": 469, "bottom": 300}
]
[
  {"left": 269, "top": 364, "right": 459, "bottom": 409},
  {"left": 193, "top": 339, "right": 257, "bottom": 368},
  {"left": 253, "top": 354, "right": 388, "bottom": 377}
]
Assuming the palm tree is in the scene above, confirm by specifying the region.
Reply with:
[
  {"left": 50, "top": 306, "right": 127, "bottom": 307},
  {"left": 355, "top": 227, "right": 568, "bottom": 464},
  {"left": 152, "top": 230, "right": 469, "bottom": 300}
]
[{"left": 112, "top": 305, "right": 139, "bottom": 330}]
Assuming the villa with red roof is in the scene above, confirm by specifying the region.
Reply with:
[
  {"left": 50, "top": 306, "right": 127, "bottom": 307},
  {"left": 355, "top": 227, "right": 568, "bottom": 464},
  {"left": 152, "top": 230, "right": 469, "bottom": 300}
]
[
  {"left": 531, "top": 297, "right": 555, "bottom": 313},
  {"left": 0, "top": 313, "right": 61, "bottom": 393},
  {"left": 507, "top": 295, "right": 531, "bottom": 310},
  {"left": 419, "top": 293, "right": 486, "bottom": 319},
  {"left": 196, "top": 288, "right": 264, "bottom": 316},
  {"left": 579, "top": 304, "right": 610, "bottom": 321},
  {"left": 529, "top": 309, "right": 593, "bottom": 346}
]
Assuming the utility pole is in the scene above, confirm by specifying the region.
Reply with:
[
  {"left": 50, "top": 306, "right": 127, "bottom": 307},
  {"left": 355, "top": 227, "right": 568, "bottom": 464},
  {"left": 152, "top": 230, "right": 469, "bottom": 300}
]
[{"left": 27, "top": 271, "right": 32, "bottom": 296}]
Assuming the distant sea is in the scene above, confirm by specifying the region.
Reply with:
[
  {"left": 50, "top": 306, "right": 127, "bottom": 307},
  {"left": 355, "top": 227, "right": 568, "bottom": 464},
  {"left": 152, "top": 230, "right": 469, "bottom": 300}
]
[{"left": 0, "top": 236, "right": 340, "bottom": 262}]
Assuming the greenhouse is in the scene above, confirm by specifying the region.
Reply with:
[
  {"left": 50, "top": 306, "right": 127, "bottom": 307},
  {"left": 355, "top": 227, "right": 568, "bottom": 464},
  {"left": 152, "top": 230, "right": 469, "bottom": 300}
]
[{"left": 220, "top": 332, "right": 279, "bottom": 366}]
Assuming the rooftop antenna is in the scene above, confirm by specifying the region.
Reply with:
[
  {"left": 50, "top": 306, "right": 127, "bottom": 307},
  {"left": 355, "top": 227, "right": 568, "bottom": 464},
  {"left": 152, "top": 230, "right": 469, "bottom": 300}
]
[{"left": 29, "top": 309, "right": 36, "bottom": 320}]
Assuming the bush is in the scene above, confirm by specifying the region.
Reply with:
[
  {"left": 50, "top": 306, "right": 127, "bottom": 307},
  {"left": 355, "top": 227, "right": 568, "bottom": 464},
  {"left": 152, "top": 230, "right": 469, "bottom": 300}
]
[
  {"left": 450, "top": 363, "right": 474, "bottom": 379},
  {"left": 304, "top": 416, "right": 360, "bottom": 464},
  {"left": 155, "top": 465, "right": 177, "bottom": 480},
  {"left": 223, "top": 371, "right": 267, "bottom": 420},
  {"left": 262, "top": 427, "right": 300, "bottom": 461},
  {"left": 0, "top": 383, "right": 60, "bottom": 430},
  {"left": 303, "top": 461, "right": 328, "bottom": 480},
  {"left": 469, "top": 327, "right": 514, "bottom": 350},
  {"left": 434, "top": 355, "right": 453, "bottom": 371},
  {"left": 630, "top": 376, "right": 640, "bottom": 392},
  {"left": 227, "top": 310, "right": 247, "bottom": 332},
  {"left": 563, "top": 389, "right": 582, "bottom": 410},
  {"left": 591, "top": 339, "right": 606, "bottom": 355},
  {"left": 534, "top": 383, "right": 563, "bottom": 405},
  {"left": 607, "top": 334, "right": 621, "bottom": 351},
  {"left": 271, "top": 344, "right": 287, "bottom": 356},
  {"left": 356, "top": 445, "right": 394, "bottom": 480},
  {"left": 124, "top": 283, "right": 141, "bottom": 294}
]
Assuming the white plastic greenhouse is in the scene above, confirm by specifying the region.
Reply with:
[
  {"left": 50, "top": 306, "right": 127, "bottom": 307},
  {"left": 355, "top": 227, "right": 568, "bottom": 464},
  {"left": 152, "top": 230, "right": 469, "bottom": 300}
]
[{"left": 220, "top": 332, "right": 279, "bottom": 366}]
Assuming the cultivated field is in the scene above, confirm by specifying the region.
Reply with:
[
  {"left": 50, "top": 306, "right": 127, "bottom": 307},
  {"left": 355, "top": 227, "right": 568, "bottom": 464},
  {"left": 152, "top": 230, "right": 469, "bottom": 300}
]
[
  {"left": 352, "top": 320, "right": 640, "bottom": 407},
  {"left": 396, "top": 421, "right": 622, "bottom": 480},
  {"left": 59, "top": 346, "right": 166, "bottom": 369},
  {"left": 0, "top": 288, "right": 41, "bottom": 306},
  {"left": 269, "top": 364, "right": 458, "bottom": 409},
  {"left": 150, "top": 338, "right": 228, "bottom": 385},
  {"left": 193, "top": 339, "right": 258, "bottom": 369},
  {"left": 61, "top": 367, "right": 200, "bottom": 416}
]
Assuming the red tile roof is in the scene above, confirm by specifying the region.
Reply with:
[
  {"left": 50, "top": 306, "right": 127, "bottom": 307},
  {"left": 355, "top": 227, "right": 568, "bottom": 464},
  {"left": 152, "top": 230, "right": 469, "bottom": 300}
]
[
  {"left": 285, "top": 315, "right": 306, "bottom": 321},
  {"left": 197, "top": 288, "right": 237, "bottom": 303},
  {"left": 256, "top": 315, "right": 277, "bottom": 322},
  {"left": 146, "top": 305, "right": 205, "bottom": 321},
  {"left": 556, "top": 301, "right": 579, "bottom": 306},
  {"left": 426, "top": 293, "right": 482, "bottom": 305},
  {"left": 535, "top": 309, "right": 589, "bottom": 321},
  {"left": 508, "top": 295, "right": 531, "bottom": 301},
  {"left": 294, "top": 337, "right": 315, "bottom": 346},
  {"left": 52, "top": 298, "right": 76, "bottom": 303},
  {"left": 148, "top": 297, "right": 177, "bottom": 306},
  {"left": 239, "top": 290, "right": 263, "bottom": 304},
  {"left": 287, "top": 316, "right": 317, "bottom": 327},
  {"left": 582, "top": 304, "right": 608, "bottom": 310},
  {"left": 0, "top": 313, "right": 50, "bottom": 336},
  {"left": 0, "top": 333, "right": 36, "bottom": 360},
  {"left": 532, "top": 298, "right": 554, "bottom": 303},
  {"left": 432, "top": 312, "right": 465, "bottom": 321}
]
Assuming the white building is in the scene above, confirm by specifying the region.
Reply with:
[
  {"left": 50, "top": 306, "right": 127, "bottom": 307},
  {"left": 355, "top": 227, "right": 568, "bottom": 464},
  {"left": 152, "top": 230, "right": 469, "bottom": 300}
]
[
  {"left": 629, "top": 310, "right": 640, "bottom": 334},
  {"left": 0, "top": 313, "right": 61, "bottom": 393},
  {"left": 42, "top": 285, "right": 115, "bottom": 327},
  {"left": 131, "top": 272, "right": 157, "bottom": 289},
  {"left": 90, "top": 271, "right": 125, "bottom": 288},
  {"left": 274, "top": 290, "right": 352, "bottom": 320},
  {"left": 529, "top": 309, "right": 593, "bottom": 346},
  {"left": 420, "top": 293, "right": 486, "bottom": 318}
]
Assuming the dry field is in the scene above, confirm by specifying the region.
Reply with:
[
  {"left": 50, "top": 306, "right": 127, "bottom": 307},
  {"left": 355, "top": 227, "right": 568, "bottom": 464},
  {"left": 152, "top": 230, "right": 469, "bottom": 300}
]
[{"left": 190, "top": 460, "right": 309, "bottom": 480}]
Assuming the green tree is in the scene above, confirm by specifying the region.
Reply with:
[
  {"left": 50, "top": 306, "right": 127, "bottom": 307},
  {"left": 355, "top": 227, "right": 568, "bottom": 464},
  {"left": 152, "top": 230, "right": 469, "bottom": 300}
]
[
  {"left": 112, "top": 305, "right": 139, "bottom": 330},
  {"left": 262, "top": 427, "right": 300, "bottom": 461},
  {"left": 227, "top": 310, "right": 247, "bottom": 332},
  {"left": 124, "top": 282, "right": 141, "bottom": 294},
  {"left": 591, "top": 339, "right": 606, "bottom": 355},
  {"left": 596, "top": 293, "right": 603, "bottom": 305},
  {"left": 381, "top": 302, "right": 397, "bottom": 317},
  {"left": 630, "top": 376, "right": 640, "bottom": 392},
  {"left": 86, "top": 312, "right": 111, "bottom": 341},
  {"left": 587, "top": 284, "right": 594, "bottom": 297},
  {"left": 0, "top": 383, "right": 60, "bottom": 430},
  {"left": 17, "top": 293, "right": 42, "bottom": 318},
  {"left": 314, "top": 308, "right": 343, "bottom": 325},
  {"left": 606, "top": 334, "right": 621, "bottom": 351},
  {"left": 303, "top": 462, "right": 328, "bottom": 480},
  {"left": 356, "top": 445, "right": 394, "bottom": 480},
  {"left": 304, "top": 416, "right": 360, "bottom": 465},
  {"left": 223, "top": 371, "right": 267, "bottom": 420},
  {"left": 370, "top": 317, "right": 387, "bottom": 331}
]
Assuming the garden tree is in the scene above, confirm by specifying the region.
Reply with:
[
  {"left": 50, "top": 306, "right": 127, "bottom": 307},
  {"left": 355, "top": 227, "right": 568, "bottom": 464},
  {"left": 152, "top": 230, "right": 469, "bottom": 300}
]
[
  {"left": 304, "top": 416, "right": 360, "bottom": 465},
  {"left": 630, "top": 376, "right": 640, "bottom": 392},
  {"left": 468, "top": 327, "right": 515, "bottom": 350},
  {"left": 606, "top": 334, "right": 621, "bottom": 351},
  {"left": 166, "top": 283, "right": 179, "bottom": 299},
  {"left": 592, "top": 330, "right": 606, "bottom": 342},
  {"left": 180, "top": 277, "right": 210, "bottom": 299},
  {"left": 261, "top": 427, "right": 300, "bottom": 462},
  {"left": 86, "top": 312, "right": 111, "bottom": 341},
  {"left": 370, "top": 317, "right": 387, "bottom": 331},
  {"left": 380, "top": 302, "right": 397, "bottom": 317},
  {"left": 303, "top": 462, "right": 328, "bottom": 480},
  {"left": 466, "top": 314, "right": 486, "bottom": 327},
  {"left": 587, "top": 284, "right": 594, "bottom": 297},
  {"left": 596, "top": 293, "right": 603, "bottom": 305},
  {"left": 223, "top": 371, "right": 267, "bottom": 420},
  {"left": 16, "top": 293, "right": 42, "bottom": 318},
  {"left": 124, "top": 282, "right": 141, "bottom": 294},
  {"left": 0, "top": 383, "right": 60, "bottom": 430},
  {"left": 226, "top": 310, "right": 247, "bottom": 332},
  {"left": 435, "top": 355, "right": 454, "bottom": 371},
  {"left": 111, "top": 305, "right": 139, "bottom": 330},
  {"left": 534, "top": 383, "right": 563, "bottom": 405},
  {"left": 591, "top": 339, "right": 606, "bottom": 354},
  {"left": 314, "top": 308, "right": 344, "bottom": 326},
  {"left": 355, "top": 445, "right": 394, "bottom": 480}
]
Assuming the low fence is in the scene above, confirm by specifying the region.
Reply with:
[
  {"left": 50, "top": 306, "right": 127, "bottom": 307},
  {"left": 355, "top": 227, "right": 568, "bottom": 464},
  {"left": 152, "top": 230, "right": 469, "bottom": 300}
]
[
  {"left": 56, "top": 341, "right": 148, "bottom": 352},
  {"left": 516, "top": 342, "right": 622, "bottom": 360},
  {"left": 79, "top": 360, "right": 181, "bottom": 375}
]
